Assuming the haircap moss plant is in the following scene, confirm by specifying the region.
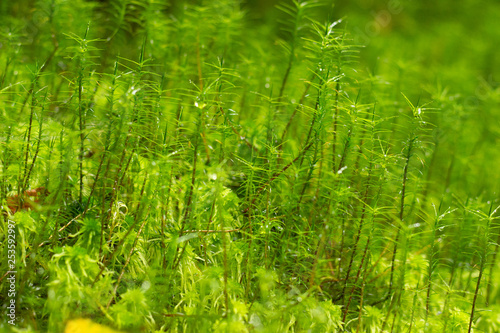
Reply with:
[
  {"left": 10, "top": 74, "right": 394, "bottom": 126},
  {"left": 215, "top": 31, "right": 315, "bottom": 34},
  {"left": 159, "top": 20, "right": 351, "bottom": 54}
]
[{"left": 1, "top": 0, "right": 500, "bottom": 332}]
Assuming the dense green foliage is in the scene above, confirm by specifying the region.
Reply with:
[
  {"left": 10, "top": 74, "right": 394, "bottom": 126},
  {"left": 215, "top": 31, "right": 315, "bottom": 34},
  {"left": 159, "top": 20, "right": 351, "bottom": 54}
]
[{"left": 1, "top": 0, "right": 499, "bottom": 332}]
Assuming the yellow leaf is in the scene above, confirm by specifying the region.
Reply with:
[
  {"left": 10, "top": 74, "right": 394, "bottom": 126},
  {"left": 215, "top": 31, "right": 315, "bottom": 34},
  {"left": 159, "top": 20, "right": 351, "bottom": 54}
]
[{"left": 64, "top": 318, "right": 122, "bottom": 333}]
